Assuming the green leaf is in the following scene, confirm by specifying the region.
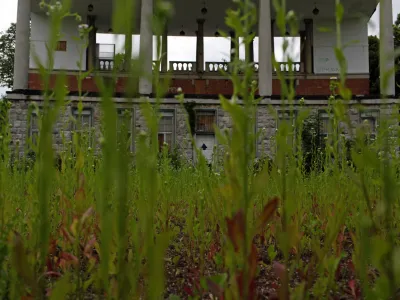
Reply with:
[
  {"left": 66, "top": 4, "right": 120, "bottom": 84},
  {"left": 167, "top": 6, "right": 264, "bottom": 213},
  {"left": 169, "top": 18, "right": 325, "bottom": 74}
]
[{"left": 50, "top": 274, "right": 73, "bottom": 300}]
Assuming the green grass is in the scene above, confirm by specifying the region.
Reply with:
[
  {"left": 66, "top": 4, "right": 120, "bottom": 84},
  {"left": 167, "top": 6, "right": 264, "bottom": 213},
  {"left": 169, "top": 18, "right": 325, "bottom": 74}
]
[{"left": 1, "top": 0, "right": 400, "bottom": 299}]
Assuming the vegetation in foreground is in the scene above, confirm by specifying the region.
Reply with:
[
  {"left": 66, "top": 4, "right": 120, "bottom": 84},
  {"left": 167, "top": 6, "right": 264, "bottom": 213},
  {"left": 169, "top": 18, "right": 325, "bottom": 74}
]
[{"left": 1, "top": 0, "right": 400, "bottom": 299}]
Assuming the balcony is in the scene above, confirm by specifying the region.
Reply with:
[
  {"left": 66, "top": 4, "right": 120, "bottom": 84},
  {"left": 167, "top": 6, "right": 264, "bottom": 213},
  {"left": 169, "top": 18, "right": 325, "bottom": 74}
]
[{"left": 96, "top": 58, "right": 302, "bottom": 75}]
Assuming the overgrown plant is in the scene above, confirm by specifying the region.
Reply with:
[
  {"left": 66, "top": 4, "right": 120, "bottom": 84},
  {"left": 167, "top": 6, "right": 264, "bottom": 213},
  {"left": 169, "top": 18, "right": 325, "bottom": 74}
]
[{"left": 2, "top": 0, "right": 400, "bottom": 299}]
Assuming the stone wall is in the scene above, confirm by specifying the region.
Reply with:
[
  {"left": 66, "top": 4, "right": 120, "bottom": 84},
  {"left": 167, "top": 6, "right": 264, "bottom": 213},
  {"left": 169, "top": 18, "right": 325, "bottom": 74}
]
[{"left": 7, "top": 96, "right": 397, "bottom": 161}]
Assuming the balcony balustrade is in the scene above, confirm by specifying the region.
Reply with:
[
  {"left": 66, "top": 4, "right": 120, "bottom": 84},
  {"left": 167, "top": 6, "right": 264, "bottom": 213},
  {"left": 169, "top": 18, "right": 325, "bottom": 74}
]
[
  {"left": 96, "top": 58, "right": 302, "bottom": 74},
  {"left": 275, "top": 62, "right": 302, "bottom": 73},
  {"left": 169, "top": 61, "right": 197, "bottom": 73},
  {"left": 97, "top": 58, "right": 114, "bottom": 71}
]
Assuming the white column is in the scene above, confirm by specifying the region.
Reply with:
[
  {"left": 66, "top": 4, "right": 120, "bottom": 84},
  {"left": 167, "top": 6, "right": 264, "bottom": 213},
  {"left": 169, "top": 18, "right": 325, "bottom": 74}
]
[
  {"left": 13, "top": 0, "right": 31, "bottom": 90},
  {"left": 304, "top": 19, "right": 313, "bottom": 74},
  {"left": 196, "top": 19, "right": 205, "bottom": 73},
  {"left": 161, "top": 25, "right": 168, "bottom": 72},
  {"left": 139, "top": 0, "right": 153, "bottom": 95},
  {"left": 258, "top": 0, "right": 272, "bottom": 97},
  {"left": 380, "top": 0, "right": 395, "bottom": 96}
]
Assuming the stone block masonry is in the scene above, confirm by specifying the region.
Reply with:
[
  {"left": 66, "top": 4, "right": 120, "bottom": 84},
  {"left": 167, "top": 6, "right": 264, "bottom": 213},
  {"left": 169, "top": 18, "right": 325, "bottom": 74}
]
[{"left": 7, "top": 97, "right": 397, "bottom": 161}]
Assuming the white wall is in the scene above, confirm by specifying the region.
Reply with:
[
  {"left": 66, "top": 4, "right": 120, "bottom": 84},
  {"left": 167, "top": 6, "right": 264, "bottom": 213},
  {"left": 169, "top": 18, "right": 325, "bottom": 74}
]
[
  {"left": 30, "top": 13, "right": 87, "bottom": 71},
  {"left": 313, "top": 18, "right": 369, "bottom": 74}
]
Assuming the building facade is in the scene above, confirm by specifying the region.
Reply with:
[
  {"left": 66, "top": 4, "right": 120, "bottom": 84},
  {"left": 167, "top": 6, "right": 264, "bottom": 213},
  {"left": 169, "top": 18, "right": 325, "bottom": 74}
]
[{"left": 6, "top": 0, "right": 397, "bottom": 161}]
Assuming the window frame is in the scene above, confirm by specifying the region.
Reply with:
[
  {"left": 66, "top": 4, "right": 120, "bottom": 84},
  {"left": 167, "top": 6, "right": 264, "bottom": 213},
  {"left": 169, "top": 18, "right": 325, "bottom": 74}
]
[
  {"left": 275, "top": 109, "right": 298, "bottom": 151},
  {"left": 317, "top": 109, "right": 338, "bottom": 149},
  {"left": 359, "top": 109, "right": 379, "bottom": 143},
  {"left": 194, "top": 109, "right": 217, "bottom": 135},
  {"left": 56, "top": 41, "right": 67, "bottom": 52},
  {"left": 158, "top": 109, "right": 176, "bottom": 150},
  {"left": 71, "top": 107, "right": 94, "bottom": 146}
]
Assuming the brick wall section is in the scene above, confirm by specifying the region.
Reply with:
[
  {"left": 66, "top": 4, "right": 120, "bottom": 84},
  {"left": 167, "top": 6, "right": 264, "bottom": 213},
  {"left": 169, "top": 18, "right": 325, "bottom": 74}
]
[{"left": 28, "top": 73, "right": 370, "bottom": 96}]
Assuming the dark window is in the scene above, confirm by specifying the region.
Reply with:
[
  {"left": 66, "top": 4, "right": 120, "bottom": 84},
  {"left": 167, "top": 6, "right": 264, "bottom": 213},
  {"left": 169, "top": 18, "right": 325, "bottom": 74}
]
[
  {"left": 56, "top": 41, "right": 67, "bottom": 52},
  {"left": 158, "top": 111, "right": 175, "bottom": 151},
  {"left": 195, "top": 110, "right": 216, "bottom": 134}
]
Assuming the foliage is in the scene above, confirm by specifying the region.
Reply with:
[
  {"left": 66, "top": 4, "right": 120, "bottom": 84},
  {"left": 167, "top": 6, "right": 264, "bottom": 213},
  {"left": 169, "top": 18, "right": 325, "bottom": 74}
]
[
  {"left": 301, "top": 111, "right": 325, "bottom": 173},
  {"left": 369, "top": 35, "right": 380, "bottom": 95},
  {"left": 2, "top": 0, "right": 400, "bottom": 299},
  {"left": 0, "top": 23, "right": 15, "bottom": 89},
  {"left": 394, "top": 14, "right": 400, "bottom": 96},
  {"left": 0, "top": 98, "right": 11, "bottom": 133}
]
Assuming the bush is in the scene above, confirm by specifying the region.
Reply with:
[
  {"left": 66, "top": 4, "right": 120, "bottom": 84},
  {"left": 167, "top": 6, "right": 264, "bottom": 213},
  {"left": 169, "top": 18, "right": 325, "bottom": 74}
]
[{"left": 301, "top": 112, "right": 325, "bottom": 174}]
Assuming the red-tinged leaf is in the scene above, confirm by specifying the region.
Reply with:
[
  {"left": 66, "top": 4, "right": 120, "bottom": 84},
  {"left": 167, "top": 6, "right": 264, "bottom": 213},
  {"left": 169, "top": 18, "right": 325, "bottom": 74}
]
[
  {"left": 61, "top": 227, "right": 75, "bottom": 244},
  {"left": 46, "top": 288, "right": 52, "bottom": 297},
  {"left": 84, "top": 237, "right": 97, "bottom": 254},
  {"left": 235, "top": 272, "right": 244, "bottom": 298},
  {"left": 235, "top": 272, "right": 257, "bottom": 300},
  {"left": 48, "top": 239, "right": 57, "bottom": 255},
  {"left": 347, "top": 259, "right": 355, "bottom": 273},
  {"left": 248, "top": 243, "right": 258, "bottom": 280},
  {"left": 70, "top": 218, "right": 79, "bottom": 236},
  {"left": 301, "top": 212, "right": 307, "bottom": 224},
  {"left": 206, "top": 278, "right": 224, "bottom": 299},
  {"left": 183, "top": 285, "right": 194, "bottom": 296},
  {"left": 348, "top": 279, "right": 357, "bottom": 299},
  {"left": 80, "top": 207, "right": 94, "bottom": 225},
  {"left": 78, "top": 172, "right": 85, "bottom": 187},
  {"left": 10, "top": 232, "right": 35, "bottom": 291},
  {"left": 225, "top": 210, "right": 245, "bottom": 252},
  {"left": 321, "top": 221, "right": 327, "bottom": 231},
  {"left": 257, "top": 197, "right": 279, "bottom": 232},
  {"left": 46, "top": 256, "right": 54, "bottom": 272},
  {"left": 60, "top": 252, "right": 78, "bottom": 266},
  {"left": 43, "top": 271, "right": 62, "bottom": 278},
  {"left": 207, "top": 242, "right": 219, "bottom": 261},
  {"left": 270, "top": 224, "right": 276, "bottom": 235},
  {"left": 84, "top": 237, "right": 99, "bottom": 262},
  {"left": 74, "top": 187, "right": 86, "bottom": 202},
  {"left": 273, "top": 261, "right": 286, "bottom": 281}
]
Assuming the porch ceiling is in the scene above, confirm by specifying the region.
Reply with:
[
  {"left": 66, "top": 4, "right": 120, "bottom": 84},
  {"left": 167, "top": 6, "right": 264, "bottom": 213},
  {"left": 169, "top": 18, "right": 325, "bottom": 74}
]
[{"left": 30, "top": 0, "right": 377, "bottom": 36}]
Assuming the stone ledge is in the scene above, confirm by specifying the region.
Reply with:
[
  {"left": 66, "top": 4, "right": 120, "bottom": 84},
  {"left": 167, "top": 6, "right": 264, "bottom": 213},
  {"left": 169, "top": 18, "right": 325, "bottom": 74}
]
[{"left": 5, "top": 93, "right": 400, "bottom": 106}]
